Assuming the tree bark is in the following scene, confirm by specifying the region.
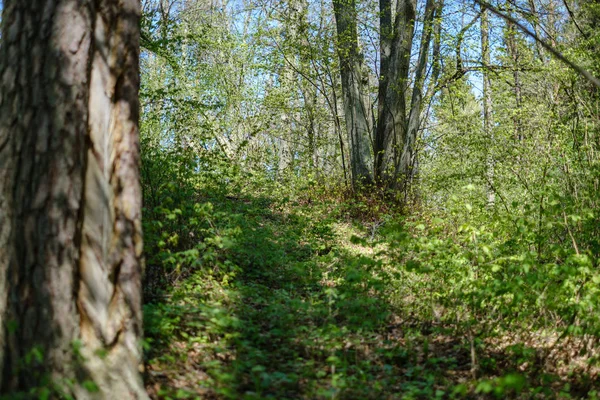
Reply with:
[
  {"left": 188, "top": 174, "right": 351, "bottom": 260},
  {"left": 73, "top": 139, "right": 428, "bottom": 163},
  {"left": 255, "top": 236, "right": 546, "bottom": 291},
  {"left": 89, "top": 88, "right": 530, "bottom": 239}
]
[
  {"left": 0, "top": 1, "right": 147, "bottom": 398},
  {"left": 398, "top": 0, "right": 436, "bottom": 194},
  {"left": 506, "top": 19, "right": 523, "bottom": 142},
  {"left": 333, "top": 0, "right": 373, "bottom": 185},
  {"left": 527, "top": 0, "right": 546, "bottom": 62},
  {"left": 375, "top": 0, "right": 416, "bottom": 185},
  {"left": 481, "top": 7, "right": 496, "bottom": 205}
]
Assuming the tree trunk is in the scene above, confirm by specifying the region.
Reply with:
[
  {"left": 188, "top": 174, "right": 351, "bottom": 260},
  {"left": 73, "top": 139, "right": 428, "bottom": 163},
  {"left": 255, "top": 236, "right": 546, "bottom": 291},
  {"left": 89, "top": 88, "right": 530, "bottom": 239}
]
[
  {"left": 398, "top": 0, "right": 436, "bottom": 195},
  {"left": 481, "top": 7, "right": 496, "bottom": 205},
  {"left": 505, "top": 13, "right": 523, "bottom": 142},
  {"left": 527, "top": 0, "right": 546, "bottom": 61},
  {"left": 333, "top": 0, "right": 373, "bottom": 185},
  {"left": 0, "top": 1, "right": 147, "bottom": 398},
  {"left": 294, "top": 0, "right": 320, "bottom": 174},
  {"left": 375, "top": 0, "right": 416, "bottom": 186}
]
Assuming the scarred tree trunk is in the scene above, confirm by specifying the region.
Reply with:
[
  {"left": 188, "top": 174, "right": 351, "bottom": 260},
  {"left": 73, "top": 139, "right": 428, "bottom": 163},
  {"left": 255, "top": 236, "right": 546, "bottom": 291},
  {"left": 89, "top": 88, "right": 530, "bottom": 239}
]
[{"left": 0, "top": 0, "right": 147, "bottom": 398}]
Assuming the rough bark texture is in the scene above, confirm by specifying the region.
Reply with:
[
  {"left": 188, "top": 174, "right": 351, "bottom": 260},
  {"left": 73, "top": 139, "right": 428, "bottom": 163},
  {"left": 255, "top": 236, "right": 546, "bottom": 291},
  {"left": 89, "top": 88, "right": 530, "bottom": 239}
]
[
  {"left": 0, "top": 0, "right": 147, "bottom": 398},
  {"left": 333, "top": 0, "right": 373, "bottom": 185}
]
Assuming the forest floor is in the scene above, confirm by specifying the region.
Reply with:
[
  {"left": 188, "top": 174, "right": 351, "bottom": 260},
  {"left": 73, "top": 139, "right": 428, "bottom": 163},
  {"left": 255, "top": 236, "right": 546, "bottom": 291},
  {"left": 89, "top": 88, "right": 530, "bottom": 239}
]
[{"left": 143, "top": 191, "right": 600, "bottom": 400}]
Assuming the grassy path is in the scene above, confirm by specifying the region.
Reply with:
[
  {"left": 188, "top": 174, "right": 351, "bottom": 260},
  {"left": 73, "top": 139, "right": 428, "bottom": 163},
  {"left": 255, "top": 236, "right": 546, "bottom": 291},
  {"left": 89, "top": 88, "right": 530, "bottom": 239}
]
[{"left": 143, "top": 194, "right": 598, "bottom": 399}]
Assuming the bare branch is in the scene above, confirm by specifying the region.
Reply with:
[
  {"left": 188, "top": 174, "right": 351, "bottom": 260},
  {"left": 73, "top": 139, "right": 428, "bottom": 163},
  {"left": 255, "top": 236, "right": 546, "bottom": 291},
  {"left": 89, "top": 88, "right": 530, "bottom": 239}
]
[{"left": 474, "top": 0, "right": 600, "bottom": 89}]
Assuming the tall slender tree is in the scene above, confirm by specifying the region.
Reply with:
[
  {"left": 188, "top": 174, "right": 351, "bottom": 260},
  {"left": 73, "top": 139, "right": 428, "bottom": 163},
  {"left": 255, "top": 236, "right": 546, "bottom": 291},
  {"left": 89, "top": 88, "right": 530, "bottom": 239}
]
[
  {"left": 0, "top": 1, "right": 147, "bottom": 397},
  {"left": 398, "top": 0, "right": 437, "bottom": 194},
  {"left": 333, "top": 0, "right": 439, "bottom": 194},
  {"left": 481, "top": 6, "right": 495, "bottom": 205},
  {"left": 375, "top": 0, "right": 416, "bottom": 186},
  {"left": 332, "top": 0, "right": 374, "bottom": 185},
  {"left": 373, "top": 0, "right": 440, "bottom": 192}
]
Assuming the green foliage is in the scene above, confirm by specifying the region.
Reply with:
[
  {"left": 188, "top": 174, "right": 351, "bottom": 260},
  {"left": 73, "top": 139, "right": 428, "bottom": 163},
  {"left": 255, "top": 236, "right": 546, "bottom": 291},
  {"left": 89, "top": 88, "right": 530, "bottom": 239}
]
[
  {"left": 143, "top": 183, "right": 398, "bottom": 398},
  {"left": 138, "top": 1, "right": 600, "bottom": 398}
]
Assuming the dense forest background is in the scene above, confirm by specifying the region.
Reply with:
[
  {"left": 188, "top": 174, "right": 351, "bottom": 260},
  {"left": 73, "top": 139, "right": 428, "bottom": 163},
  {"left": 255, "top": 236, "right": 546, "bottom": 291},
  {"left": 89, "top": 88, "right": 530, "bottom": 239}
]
[
  {"left": 1, "top": 0, "right": 599, "bottom": 398},
  {"left": 137, "top": 0, "right": 600, "bottom": 398}
]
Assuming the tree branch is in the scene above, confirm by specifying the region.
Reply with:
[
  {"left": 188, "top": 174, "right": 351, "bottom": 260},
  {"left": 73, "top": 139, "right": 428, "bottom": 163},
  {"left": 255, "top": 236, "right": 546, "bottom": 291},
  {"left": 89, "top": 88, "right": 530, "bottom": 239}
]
[{"left": 474, "top": 0, "right": 600, "bottom": 89}]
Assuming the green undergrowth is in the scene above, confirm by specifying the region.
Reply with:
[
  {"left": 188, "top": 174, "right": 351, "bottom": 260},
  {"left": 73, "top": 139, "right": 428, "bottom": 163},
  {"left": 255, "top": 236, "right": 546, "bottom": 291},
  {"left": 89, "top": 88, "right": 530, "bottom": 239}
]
[
  {"left": 143, "top": 191, "right": 402, "bottom": 399},
  {"left": 139, "top": 148, "right": 599, "bottom": 400},
  {"left": 142, "top": 186, "right": 457, "bottom": 399},
  {"left": 141, "top": 184, "right": 599, "bottom": 399}
]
